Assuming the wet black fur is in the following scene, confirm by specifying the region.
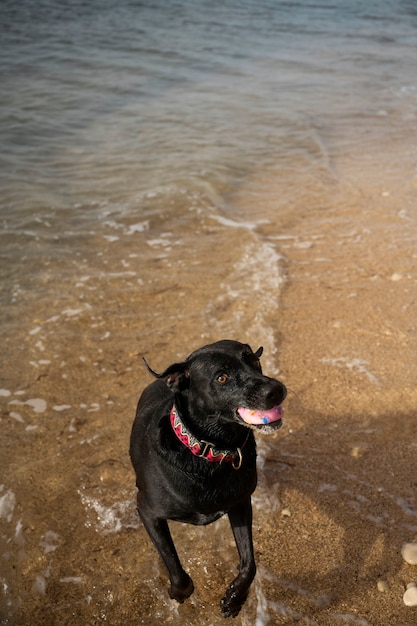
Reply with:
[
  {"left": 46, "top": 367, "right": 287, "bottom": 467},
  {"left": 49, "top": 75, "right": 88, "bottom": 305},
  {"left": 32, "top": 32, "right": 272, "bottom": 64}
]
[{"left": 129, "top": 339, "right": 287, "bottom": 617}]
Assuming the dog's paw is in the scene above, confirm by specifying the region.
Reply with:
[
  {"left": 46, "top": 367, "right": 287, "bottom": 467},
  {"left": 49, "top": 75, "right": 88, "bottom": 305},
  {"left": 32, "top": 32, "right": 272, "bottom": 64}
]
[
  {"left": 168, "top": 574, "right": 194, "bottom": 603},
  {"left": 220, "top": 585, "right": 248, "bottom": 618}
]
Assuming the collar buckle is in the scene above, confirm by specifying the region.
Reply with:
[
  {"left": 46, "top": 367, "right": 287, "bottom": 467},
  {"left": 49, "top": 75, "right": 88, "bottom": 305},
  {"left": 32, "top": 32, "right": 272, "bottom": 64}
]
[{"left": 199, "top": 440, "right": 215, "bottom": 459}]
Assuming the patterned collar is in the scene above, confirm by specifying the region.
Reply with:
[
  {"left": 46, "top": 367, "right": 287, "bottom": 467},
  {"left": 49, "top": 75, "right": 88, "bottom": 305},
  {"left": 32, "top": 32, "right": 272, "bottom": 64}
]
[{"left": 169, "top": 405, "right": 248, "bottom": 470}]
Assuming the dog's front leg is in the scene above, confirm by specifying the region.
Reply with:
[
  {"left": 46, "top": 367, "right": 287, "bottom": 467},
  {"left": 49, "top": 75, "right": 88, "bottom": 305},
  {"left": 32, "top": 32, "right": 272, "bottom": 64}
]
[
  {"left": 221, "top": 498, "right": 256, "bottom": 618},
  {"left": 137, "top": 495, "right": 194, "bottom": 603}
]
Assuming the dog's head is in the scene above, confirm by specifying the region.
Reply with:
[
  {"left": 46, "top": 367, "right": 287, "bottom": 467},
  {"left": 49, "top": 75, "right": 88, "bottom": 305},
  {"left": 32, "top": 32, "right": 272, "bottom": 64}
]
[{"left": 144, "top": 339, "right": 287, "bottom": 433}]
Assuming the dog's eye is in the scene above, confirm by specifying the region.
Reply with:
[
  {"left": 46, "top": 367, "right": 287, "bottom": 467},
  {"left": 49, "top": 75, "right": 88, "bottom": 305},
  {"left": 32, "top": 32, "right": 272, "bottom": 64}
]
[{"left": 216, "top": 374, "right": 228, "bottom": 385}]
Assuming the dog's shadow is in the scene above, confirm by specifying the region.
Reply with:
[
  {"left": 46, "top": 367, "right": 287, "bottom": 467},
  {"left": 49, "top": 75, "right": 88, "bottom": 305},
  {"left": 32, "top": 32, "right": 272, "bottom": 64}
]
[{"left": 256, "top": 399, "right": 417, "bottom": 613}]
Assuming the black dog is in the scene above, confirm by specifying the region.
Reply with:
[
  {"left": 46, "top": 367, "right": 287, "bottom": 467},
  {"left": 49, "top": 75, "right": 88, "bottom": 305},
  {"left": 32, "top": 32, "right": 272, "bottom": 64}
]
[{"left": 129, "top": 340, "right": 287, "bottom": 617}]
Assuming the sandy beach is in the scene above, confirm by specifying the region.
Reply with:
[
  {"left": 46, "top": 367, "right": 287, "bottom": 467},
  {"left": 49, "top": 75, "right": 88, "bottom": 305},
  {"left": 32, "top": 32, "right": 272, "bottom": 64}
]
[{"left": 2, "top": 160, "right": 417, "bottom": 626}]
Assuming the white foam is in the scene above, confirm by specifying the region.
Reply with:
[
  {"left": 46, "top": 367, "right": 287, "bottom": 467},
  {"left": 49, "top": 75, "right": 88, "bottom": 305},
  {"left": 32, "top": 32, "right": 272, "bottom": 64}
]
[
  {"left": 107, "top": 271, "right": 136, "bottom": 278},
  {"left": 9, "top": 398, "right": 47, "bottom": 413},
  {"left": 294, "top": 240, "right": 314, "bottom": 249},
  {"left": 255, "top": 577, "right": 269, "bottom": 626},
  {"left": 52, "top": 405, "right": 71, "bottom": 412},
  {"left": 270, "top": 234, "right": 298, "bottom": 241},
  {"left": 46, "top": 315, "right": 60, "bottom": 323},
  {"left": 147, "top": 238, "right": 172, "bottom": 248},
  {"left": 39, "top": 530, "right": 62, "bottom": 554},
  {"left": 268, "top": 601, "right": 309, "bottom": 622},
  {"left": 9, "top": 412, "right": 24, "bottom": 423},
  {"left": 62, "top": 308, "right": 84, "bottom": 317},
  {"left": 60, "top": 577, "right": 82, "bottom": 584},
  {"left": 254, "top": 566, "right": 328, "bottom": 622},
  {"left": 227, "top": 239, "right": 284, "bottom": 371},
  {"left": 79, "top": 434, "right": 100, "bottom": 445},
  {"left": 0, "top": 389, "right": 11, "bottom": 397},
  {"left": 333, "top": 613, "right": 372, "bottom": 625},
  {"left": 0, "top": 489, "right": 16, "bottom": 522},
  {"left": 209, "top": 214, "right": 268, "bottom": 230},
  {"left": 252, "top": 440, "right": 285, "bottom": 513},
  {"left": 78, "top": 492, "right": 137, "bottom": 534},
  {"left": 395, "top": 497, "right": 417, "bottom": 518},
  {"left": 0, "top": 578, "right": 11, "bottom": 606},
  {"left": 68, "top": 418, "right": 77, "bottom": 432},
  {"left": 31, "top": 575, "right": 46, "bottom": 596},
  {"left": 26, "top": 398, "right": 47, "bottom": 413},
  {"left": 14, "top": 519, "right": 26, "bottom": 565},
  {"left": 127, "top": 221, "right": 149, "bottom": 234},
  {"left": 321, "top": 357, "right": 379, "bottom": 385},
  {"left": 103, "top": 219, "right": 123, "bottom": 231},
  {"left": 319, "top": 483, "right": 338, "bottom": 493}
]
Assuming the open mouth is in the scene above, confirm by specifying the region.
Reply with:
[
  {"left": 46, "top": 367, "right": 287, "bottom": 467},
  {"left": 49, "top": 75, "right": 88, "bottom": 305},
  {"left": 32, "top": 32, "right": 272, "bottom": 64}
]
[{"left": 237, "top": 405, "right": 284, "bottom": 428}]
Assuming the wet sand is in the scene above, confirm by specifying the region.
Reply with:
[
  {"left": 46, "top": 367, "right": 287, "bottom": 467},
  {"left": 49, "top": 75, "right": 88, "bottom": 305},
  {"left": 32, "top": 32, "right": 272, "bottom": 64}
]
[
  {"left": 1, "top": 163, "right": 417, "bottom": 626},
  {"left": 260, "top": 170, "right": 417, "bottom": 625}
]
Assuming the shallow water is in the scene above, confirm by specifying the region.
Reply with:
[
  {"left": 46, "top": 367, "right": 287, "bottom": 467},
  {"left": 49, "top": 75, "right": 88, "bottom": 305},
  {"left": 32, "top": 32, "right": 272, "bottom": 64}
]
[
  {"left": 1, "top": 0, "right": 416, "bottom": 369},
  {"left": 1, "top": 1, "right": 417, "bottom": 624}
]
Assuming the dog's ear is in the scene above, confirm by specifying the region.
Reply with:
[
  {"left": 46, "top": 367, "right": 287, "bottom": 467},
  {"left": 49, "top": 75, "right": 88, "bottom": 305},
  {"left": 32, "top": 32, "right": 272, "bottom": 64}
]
[
  {"left": 254, "top": 346, "right": 263, "bottom": 358},
  {"left": 142, "top": 358, "right": 190, "bottom": 391},
  {"left": 165, "top": 366, "right": 190, "bottom": 391}
]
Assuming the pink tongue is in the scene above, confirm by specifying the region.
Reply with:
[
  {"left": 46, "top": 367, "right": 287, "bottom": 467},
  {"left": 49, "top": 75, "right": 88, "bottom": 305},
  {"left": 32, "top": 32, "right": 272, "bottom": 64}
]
[{"left": 237, "top": 405, "right": 283, "bottom": 425}]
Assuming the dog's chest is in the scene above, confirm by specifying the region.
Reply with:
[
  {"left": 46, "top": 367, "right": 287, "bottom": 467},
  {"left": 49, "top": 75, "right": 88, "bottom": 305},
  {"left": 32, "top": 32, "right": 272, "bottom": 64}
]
[{"left": 159, "top": 459, "right": 257, "bottom": 521}]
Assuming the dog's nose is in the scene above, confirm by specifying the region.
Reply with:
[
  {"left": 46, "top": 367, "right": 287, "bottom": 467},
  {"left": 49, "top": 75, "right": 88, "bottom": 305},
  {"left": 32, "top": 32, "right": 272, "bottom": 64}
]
[{"left": 265, "top": 381, "right": 287, "bottom": 406}]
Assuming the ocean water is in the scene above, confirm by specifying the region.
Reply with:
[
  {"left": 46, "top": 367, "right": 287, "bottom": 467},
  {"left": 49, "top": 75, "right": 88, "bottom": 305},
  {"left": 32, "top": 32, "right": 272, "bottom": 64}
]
[
  {"left": 1, "top": 1, "right": 417, "bottom": 623},
  {"left": 1, "top": 0, "right": 417, "bottom": 238},
  {"left": 1, "top": 0, "right": 416, "bottom": 357}
]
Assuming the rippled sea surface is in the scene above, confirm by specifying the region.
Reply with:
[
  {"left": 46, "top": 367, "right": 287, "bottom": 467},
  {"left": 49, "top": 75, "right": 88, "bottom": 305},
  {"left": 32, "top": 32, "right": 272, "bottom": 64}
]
[
  {"left": 1, "top": 1, "right": 417, "bottom": 624},
  {"left": 2, "top": 0, "right": 417, "bottom": 357},
  {"left": 2, "top": 0, "right": 417, "bottom": 239}
]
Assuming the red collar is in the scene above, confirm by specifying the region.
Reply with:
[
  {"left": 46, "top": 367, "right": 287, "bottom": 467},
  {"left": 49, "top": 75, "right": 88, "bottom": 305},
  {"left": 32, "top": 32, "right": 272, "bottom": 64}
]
[{"left": 169, "top": 405, "right": 247, "bottom": 470}]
